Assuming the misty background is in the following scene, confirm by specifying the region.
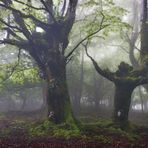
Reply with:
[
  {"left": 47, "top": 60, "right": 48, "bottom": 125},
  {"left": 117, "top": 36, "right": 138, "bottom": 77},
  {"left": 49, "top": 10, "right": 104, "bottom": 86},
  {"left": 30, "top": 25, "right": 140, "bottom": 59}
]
[{"left": 0, "top": 0, "right": 147, "bottom": 126}]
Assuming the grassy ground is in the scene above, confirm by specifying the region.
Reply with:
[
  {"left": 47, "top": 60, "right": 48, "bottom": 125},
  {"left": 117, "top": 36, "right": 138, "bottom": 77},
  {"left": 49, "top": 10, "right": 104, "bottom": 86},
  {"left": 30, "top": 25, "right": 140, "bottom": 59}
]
[{"left": 0, "top": 112, "right": 148, "bottom": 148}]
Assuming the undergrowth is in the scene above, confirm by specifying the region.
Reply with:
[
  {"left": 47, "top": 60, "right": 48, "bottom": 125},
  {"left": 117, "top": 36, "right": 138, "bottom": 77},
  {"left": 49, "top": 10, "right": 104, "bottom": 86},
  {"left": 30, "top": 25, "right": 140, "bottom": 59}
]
[
  {"left": 29, "top": 120, "right": 80, "bottom": 139},
  {"left": 28, "top": 118, "right": 140, "bottom": 143},
  {"left": 0, "top": 117, "right": 143, "bottom": 144}
]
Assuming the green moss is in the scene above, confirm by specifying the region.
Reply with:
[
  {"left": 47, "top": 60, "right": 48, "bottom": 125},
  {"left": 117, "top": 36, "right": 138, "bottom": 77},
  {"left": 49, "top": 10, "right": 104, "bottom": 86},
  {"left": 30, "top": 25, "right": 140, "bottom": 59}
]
[
  {"left": 63, "top": 98, "right": 81, "bottom": 129},
  {"left": 81, "top": 119, "right": 140, "bottom": 143},
  {"left": 107, "top": 124, "right": 139, "bottom": 142},
  {"left": 0, "top": 129, "right": 11, "bottom": 138},
  {"left": 29, "top": 120, "right": 80, "bottom": 138},
  {"left": 29, "top": 120, "right": 54, "bottom": 137},
  {"left": 143, "top": 55, "right": 148, "bottom": 63},
  {"left": 0, "top": 116, "right": 143, "bottom": 146},
  {"left": 94, "top": 135, "right": 113, "bottom": 144},
  {"left": 53, "top": 129, "right": 80, "bottom": 139},
  {"left": 96, "top": 119, "right": 114, "bottom": 127}
]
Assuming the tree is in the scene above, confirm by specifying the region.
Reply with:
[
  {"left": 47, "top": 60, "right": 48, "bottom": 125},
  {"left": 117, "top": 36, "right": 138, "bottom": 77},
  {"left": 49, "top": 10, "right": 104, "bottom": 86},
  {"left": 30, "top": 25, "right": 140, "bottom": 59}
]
[
  {"left": 85, "top": 46, "right": 148, "bottom": 127},
  {"left": 83, "top": 0, "right": 148, "bottom": 128},
  {"left": 69, "top": 49, "right": 84, "bottom": 114},
  {"left": 0, "top": 0, "right": 78, "bottom": 124}
]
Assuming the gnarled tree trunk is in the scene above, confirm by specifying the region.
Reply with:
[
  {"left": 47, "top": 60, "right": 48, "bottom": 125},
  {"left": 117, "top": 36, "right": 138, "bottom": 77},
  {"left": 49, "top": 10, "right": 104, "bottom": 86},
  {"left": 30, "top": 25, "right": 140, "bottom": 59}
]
[
  {"left": 113, "top": 83, "right": 134, "bottom": 125},
  {"left": 44, "top": 56, "right": 75, "bottom": 124}
]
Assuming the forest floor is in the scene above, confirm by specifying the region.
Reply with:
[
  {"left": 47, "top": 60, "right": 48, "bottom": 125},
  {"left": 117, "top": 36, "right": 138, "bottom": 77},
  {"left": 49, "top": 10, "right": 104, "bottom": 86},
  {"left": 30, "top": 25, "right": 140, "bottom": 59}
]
[{"left": 0, "top": 112, "right": 148, "bottom": 148}]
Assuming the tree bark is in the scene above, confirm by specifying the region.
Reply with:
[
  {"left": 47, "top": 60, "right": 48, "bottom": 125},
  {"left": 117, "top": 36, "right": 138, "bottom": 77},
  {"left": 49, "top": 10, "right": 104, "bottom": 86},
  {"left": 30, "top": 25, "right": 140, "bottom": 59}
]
[
  {"left": 141, "top": 0, "right": 148, "bottom": 60},
  {"left": 113, "top": 83, "right": 134, "bottom": 125},
  {"left": 45, "top": 58, "right": 75, "bottom": 124}
]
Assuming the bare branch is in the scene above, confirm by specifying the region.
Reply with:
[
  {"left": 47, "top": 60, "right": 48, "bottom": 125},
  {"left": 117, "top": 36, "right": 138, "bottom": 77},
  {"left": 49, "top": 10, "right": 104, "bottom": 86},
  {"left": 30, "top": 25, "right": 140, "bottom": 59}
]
[
  {"left": 66, "top": 55, "right": 74, "bottom": 64},
  {"left": 84, "top": 42, "right": 115, "bottom": 82}
]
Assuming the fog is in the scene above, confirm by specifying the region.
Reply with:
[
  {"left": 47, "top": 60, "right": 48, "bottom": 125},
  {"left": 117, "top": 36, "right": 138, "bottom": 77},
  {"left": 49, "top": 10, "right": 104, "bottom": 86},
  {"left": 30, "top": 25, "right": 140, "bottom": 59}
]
[{"left": 0, "top": 0, "right": 147, "bottom": 127}]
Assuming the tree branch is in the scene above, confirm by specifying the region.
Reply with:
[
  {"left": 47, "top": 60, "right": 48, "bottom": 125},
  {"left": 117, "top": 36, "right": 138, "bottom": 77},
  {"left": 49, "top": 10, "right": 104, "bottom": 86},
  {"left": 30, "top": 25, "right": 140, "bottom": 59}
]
[
  {"left": 39, "top": 0, "right": 56, "bottom": 23},
  {"left": 14, "top": 0, "right": 46, "bottom": 11},
  {"left": 0, "top": 18, "right": 22, "bottom": 32},
  {"left": 66, "top": 13, "right": 109, "bottom": 58},
  {"left": 64, "top": 0, "right": 78, "bottom": 34},
  {"left": 84, "top": 42, "right": 115, "bottom": 82},
  {"left": 61, "top": 0, "right": 66, "bottom": 16},
  {"left": 3, "top": 27, "right": 23, "bottom": 41},
  {"left": 125, "top": 32, "right": 139, "bottom": 68},
  {"left": 0, "top": 48, "right": 21, "bottom": 83},
  {"left": 0, "top": 3, "right": 49, "bottom": 32},
  {"left": 0, "top": 39, "right": 29, "bottom": 49}
]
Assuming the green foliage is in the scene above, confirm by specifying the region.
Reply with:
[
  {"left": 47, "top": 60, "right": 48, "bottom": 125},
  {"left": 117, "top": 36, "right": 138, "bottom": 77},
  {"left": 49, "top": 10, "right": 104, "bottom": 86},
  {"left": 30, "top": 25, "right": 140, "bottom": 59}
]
[
  {"left": 29, "top": 120, "right": 51, "bottom": 137},
  {"left": 53, "top": 128, "right": 80, "bottom": 139},
  {"left": 29, "top": 119, "right": 138, "bottom": 143},
  {"left": 0, "top": 55, "right": 41, "bottom": 91},
  {"left": 11, "top": 1, "right": 46, "bottom": 31},
  {"left": 0, "top": 117, "right": 144, "bottom": 145},
  {"left": 95, "top": 119, "right": 114, "bottom": 128},
  {"left": 82, "top": 0, "right": 100, "bottom": 6},
  {"left": 0, "top": 128, "right": 11, "bottom": 138},
  {"left": 78, "top": 0, "right": 130, "bottom": 39},
  {"left": 11, "top": 67, "right": 40, "bottom": 85}
]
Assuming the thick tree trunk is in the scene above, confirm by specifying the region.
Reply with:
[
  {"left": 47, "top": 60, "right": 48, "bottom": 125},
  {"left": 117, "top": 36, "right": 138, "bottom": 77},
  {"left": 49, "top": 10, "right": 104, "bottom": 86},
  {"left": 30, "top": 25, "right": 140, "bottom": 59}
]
[
  {"left": 141, "top": 0, "right": 148, "bottom": 60},
  {"left": 113, "top": 83, "right": 134, "bottom": 125},
  {"left": 45, "top": 59, "right": 76, "bottom": 124}
]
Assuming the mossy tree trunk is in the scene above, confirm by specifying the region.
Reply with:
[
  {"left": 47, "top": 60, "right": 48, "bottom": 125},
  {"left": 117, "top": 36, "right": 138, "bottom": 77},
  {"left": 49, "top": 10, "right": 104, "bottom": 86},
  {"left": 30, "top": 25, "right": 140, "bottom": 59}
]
[
  {"left": 0, "top": 0, "right": 78, "bottom": 124},
  {"left": 113, "top": 82, "right": 135, "bottom": 125},
  {"left": 44, "top": 55, "right": 75, "bottom": 124}
]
